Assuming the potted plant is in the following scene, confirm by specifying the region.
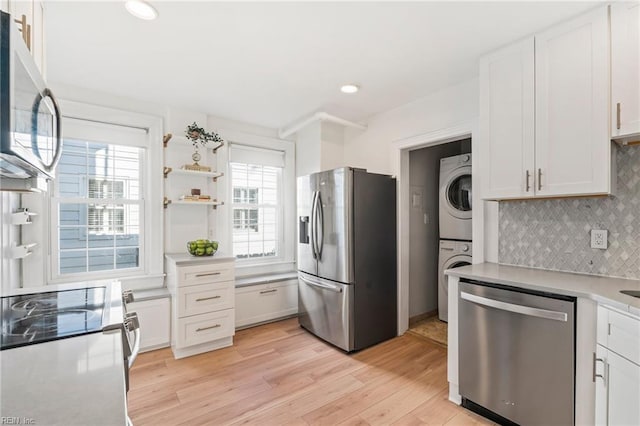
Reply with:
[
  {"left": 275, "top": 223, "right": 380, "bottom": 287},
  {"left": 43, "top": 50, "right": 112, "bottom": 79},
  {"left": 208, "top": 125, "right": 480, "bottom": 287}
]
[{"left": 184, "top": 122, "right": 223, "bottom": 168}]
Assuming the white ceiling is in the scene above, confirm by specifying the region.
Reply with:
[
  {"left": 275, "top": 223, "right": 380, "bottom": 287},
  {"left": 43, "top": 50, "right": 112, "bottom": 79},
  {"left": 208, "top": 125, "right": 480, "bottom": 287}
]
[{"left": 45, "top": 1, "right": 603, "bottom": 129}]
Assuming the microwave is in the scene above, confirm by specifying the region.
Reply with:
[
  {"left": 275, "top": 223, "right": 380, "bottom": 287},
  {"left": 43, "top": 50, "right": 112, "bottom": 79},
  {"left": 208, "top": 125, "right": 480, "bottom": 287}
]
[{"left": 0, "top": 11, "right": 61, "bottom": 192}]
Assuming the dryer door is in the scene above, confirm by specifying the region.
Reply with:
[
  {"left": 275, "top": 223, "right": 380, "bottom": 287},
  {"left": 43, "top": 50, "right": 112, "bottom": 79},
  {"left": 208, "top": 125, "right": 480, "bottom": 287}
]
[
  {"left": 439, "top": 254, "right": 472, "bottom": 322},
  {"left": 442, "top": 166, "right": 472, "bottom": 220}
]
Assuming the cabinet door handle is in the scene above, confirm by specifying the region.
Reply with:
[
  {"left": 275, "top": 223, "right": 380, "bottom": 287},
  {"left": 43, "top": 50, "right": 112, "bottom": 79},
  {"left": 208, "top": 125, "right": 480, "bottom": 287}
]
[
  {"left": 195, "top": 272, "right": 221, "bottom": 277},
  {"left": 593, "top": 352, "right": 607, "bottom": 385},
  {"left": 260, "top": 289, "right": 278, "bottom": 294},
  {"left": 196, "top": 324, "right": 221, "bottom": 332},
  {"left": 537, "top": 168, "right": 542, "bottom": 191},
  {"left": 196, "top": 295, "right": 221, "bottom": 302},
  {"left": 616, "top": 103, "right": 621, "bottom": 130},
  {"left": 525, "top": 170, "right": 531, "bottom": 192}
]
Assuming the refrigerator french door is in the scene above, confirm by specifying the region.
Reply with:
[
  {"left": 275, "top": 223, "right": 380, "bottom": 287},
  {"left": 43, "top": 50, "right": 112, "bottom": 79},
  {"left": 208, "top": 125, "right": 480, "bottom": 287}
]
[{"left": 297, "top": 168, "right": 396, "bottom": 352}]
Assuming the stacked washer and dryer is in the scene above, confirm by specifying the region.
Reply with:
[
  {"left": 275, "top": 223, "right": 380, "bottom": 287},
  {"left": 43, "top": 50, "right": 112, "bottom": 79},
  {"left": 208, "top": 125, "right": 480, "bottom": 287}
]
[{"left": 438, "top": 154, "right": 472, "bottom": 322}]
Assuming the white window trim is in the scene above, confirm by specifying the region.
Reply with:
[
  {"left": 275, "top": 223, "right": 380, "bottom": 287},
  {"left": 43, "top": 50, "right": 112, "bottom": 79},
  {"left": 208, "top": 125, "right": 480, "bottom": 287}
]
[
  {"left": 216, "top": 129, "right": 295, "bottom": 274},
  {"left": 26, "top": 100, "right": 164, "bottom": 286},
  {"left": 230, "top": 162, "right": 284, "bottom": 262}
]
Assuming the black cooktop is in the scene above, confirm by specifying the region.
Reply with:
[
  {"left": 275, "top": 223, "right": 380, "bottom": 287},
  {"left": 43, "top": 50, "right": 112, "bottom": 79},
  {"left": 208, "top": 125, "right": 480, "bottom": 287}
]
[{"left": 0, "top": 287, "right": 106, "bottom": 350}]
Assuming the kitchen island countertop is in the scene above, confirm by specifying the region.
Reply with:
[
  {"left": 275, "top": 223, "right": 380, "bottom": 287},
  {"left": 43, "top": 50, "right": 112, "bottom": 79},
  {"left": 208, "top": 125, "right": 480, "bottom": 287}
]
[
  {"left": 0, "top": 331, "right": 127, "bottom": 425},
  {"left": 446, "top": 262, "right": 640, "bottom": 316}
]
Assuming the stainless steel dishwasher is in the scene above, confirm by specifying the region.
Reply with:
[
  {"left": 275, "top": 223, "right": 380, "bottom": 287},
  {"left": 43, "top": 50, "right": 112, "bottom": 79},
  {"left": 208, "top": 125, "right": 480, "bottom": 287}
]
[{"left": 458, "top": 279, "right": 576, "bottom": 426}]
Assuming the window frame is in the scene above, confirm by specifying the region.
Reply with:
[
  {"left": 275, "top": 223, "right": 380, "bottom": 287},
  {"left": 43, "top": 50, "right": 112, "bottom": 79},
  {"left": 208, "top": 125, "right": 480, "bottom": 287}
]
[
  {"left": 230, "top": 162, "right": 284, "bottom": 261},
  {"left": 216, "top": 130, "right": 296, "bottom": 273},
  {"left": 27, "top": 100, "right": 164, "bottom": 287},
  {"left": 50, "top": 140, "right": 146, "bottom": 280}
]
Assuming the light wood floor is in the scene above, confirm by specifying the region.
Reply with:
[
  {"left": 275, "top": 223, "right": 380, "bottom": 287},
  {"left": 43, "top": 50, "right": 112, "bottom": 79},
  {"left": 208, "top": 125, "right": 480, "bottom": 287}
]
[{"left": 128, "top": 318, "right": 494, "bottom": 426}]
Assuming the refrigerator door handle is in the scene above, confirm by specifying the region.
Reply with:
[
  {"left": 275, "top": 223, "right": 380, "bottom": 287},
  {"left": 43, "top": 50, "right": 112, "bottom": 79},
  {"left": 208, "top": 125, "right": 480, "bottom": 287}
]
[
  {"left": 310, "top": 191, "right": 318, "bottom": 259},
  {"left": 300, "top": 275, "right": 343, "bottom": 293},
  {"left": 316, "top": 191, "right": 324, "bottom": 259},
  {"left": 460, "top": 291, "right": 568, "bottom": 322}
]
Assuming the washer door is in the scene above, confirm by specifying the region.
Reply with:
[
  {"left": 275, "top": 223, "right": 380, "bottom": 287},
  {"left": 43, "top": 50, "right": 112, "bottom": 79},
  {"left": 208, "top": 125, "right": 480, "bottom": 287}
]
[{"left": 442, "top": 167, "right": 472, "bottom": 220}]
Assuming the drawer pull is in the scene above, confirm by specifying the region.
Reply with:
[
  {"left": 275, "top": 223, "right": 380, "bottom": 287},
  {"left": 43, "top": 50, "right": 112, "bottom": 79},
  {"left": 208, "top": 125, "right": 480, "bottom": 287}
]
[
  {"left": 196, "top": 295, "right": 221, "bottom": 302},
  {"left": 260, "top": 289, "right": 278, "bottom": 294},
  {"left": 196, "top": 324, "right": 221, "bottom": 332},
  {"left": 196, "top": 272, "right": 222, "bottom": 278}
]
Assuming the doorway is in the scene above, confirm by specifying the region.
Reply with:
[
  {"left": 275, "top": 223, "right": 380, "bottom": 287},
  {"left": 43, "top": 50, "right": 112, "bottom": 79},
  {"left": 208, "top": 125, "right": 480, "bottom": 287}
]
[{"left": 406, "top": 138, "right": 471, "bottom": 345}]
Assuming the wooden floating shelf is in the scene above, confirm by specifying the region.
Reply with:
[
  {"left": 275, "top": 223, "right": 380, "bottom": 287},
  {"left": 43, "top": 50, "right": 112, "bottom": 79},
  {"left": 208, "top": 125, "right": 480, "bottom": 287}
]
[
  {"left": 164, "top": 199, "right": 224, "bottom": 209},
  {"left": 163, "top": 168, "right": 224, "bottom": 181}
]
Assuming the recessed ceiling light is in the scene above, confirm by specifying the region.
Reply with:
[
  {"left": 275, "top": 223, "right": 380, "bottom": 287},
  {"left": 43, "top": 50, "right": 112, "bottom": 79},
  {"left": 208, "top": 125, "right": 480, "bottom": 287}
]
[
  {"left": 340, "top": 84, "right": 359, "bottom": 94},
  {"left": 125, "top": 0, "right": 158, "bottom": 20}
]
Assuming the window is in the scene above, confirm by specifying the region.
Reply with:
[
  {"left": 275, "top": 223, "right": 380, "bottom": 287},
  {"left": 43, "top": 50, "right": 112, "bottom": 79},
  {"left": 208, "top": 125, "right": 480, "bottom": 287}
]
[
  {"left": 230, "top": 162, "right": 281, "bottom": 259},
  {"left": 53, "top": 139, "right": 143, "bottom": 276}
]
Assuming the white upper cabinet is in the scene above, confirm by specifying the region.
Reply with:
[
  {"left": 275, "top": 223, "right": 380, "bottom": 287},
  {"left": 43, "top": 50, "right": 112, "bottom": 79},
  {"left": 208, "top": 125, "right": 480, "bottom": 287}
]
[
  {"left": 480, "top": 38, "right": 535, "bottom": 199},
  {"left": 611, "top": 1, "right": 640, "bottom": 142},
  {"left": 481, "top": 6, "right": 614, "bottom": 200},
  {"left": 535, "top": 6, "right": 611, "bottom": 197}
]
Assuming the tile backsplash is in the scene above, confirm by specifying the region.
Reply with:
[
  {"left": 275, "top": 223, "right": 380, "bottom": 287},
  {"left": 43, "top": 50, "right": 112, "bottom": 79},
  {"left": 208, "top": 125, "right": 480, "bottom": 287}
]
[{"left": 499, "top": 145, "right": 640, "bottom": 279}]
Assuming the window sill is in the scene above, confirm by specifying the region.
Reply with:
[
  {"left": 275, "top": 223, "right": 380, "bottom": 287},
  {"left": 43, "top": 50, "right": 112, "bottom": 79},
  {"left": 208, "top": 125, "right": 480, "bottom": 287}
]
[{"left": 234, "top": 259, "right": 296, "bottom": 279}]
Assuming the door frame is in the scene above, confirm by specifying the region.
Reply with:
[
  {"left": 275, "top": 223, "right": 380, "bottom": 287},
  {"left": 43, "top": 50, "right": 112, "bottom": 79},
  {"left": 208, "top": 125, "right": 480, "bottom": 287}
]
[{"left": 391, "top": 120, "right": 498, "bottom": 335}]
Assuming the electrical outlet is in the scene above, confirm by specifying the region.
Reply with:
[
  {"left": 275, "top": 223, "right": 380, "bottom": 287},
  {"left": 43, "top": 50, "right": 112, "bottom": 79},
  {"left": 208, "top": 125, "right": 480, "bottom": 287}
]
[{"left": 591, "top": 229, "right": 608, "bottom": 250}]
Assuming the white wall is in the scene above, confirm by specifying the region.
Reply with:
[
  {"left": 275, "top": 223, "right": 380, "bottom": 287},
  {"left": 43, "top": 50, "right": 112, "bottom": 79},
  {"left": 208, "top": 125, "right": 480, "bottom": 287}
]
[
  {"left": 295, "top": 121, "right": 321, "bottom": 177},
  {"left": 343, "top": 78, "right": 480, "bottom": 174},
  {"left": 320, "top": 121, "right": 346, "bottom": 171}
]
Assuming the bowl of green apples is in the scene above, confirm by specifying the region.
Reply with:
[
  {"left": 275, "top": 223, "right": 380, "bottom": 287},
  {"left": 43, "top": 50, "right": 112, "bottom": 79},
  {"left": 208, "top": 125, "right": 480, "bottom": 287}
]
[{"left": 187, "top": 239, "right": 218, "bottom": 256}]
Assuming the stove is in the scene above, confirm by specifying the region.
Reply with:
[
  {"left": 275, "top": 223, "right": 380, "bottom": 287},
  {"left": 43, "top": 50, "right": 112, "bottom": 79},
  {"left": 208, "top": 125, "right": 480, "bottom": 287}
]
[
  {"left": 0, "top": 281, "right": 141, "bottom": 424},
  {"left": 1, "top": 287, "right": 107, "bottom": 350}
]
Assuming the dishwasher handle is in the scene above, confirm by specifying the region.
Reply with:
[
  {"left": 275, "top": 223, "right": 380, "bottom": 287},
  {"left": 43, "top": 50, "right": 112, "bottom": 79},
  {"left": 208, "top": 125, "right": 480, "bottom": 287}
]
[{"left": 460, "top": 291, "right": 568, "bottom": 322}]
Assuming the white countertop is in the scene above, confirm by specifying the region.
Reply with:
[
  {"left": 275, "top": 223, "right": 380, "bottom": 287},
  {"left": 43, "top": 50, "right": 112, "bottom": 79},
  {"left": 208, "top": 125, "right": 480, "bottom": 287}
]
[
  {"left": 0, "top": 331, "right": 127, "bottom": 426},
  {"left": 165, "top": 252, "right": 235, "bottom": 266},
  {"left": 446, "top": 262, "right": 640, "bottom": 316}
]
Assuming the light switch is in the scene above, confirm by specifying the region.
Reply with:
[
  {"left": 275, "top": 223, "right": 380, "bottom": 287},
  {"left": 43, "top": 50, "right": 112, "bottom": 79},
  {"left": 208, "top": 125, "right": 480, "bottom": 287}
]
[
  {"left": 590, "top": 229, "right": 608, "bottom": 250},
  {"left": 412, "top": 193, "right": 422, "bottom": 208}
]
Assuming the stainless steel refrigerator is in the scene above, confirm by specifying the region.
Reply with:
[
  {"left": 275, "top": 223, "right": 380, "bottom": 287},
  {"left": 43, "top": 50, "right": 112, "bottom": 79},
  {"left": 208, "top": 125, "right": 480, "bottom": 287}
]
[{"left": 297, "top": 167, "right": 397, "bottom": 352}]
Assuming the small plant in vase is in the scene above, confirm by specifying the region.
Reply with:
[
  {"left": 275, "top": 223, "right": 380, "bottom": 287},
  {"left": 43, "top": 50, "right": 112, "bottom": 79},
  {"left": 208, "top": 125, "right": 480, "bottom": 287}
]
[{"left": 184, "top": 122, "right": 224, "bottom": 169}]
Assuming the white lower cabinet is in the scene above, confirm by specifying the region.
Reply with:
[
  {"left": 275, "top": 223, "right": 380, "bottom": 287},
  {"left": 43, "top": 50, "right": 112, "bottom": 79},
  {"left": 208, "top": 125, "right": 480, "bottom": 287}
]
[
  {"left": 595, "top": 305, "right": 640, "bottom": 425},
  {"left": 235, "top": 279, "right": 298, "bottom": 329},
  {"left": 165, "top": 254, "right": 236, "bottom": 359},
  {"left": 128, "top": 297, "right": 171, "bottom": 352}
]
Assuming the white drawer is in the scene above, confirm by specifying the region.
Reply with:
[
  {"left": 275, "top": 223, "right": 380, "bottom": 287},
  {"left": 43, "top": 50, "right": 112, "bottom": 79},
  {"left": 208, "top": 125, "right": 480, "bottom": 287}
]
[
  {"left": 598, "top": 305, "right": 640, "bottom": 364},
  {"left": 235, "top": 280, "right": 298, "bottom": 328},
  {"left": 178, "top": 262, "right": 234, "bottom": 287},
  {"left": 177, "top": 281, "right": 234, "bottom": 318},
  {"left": 175, "top": 309, "right": 235, "bottom": 348}
]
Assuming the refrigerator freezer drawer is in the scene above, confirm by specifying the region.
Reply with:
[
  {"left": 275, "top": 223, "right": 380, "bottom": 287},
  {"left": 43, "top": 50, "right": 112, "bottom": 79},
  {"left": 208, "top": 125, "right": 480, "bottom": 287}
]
[{"left": 298, "top": 272, "right": 353, "bottom": 352}]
